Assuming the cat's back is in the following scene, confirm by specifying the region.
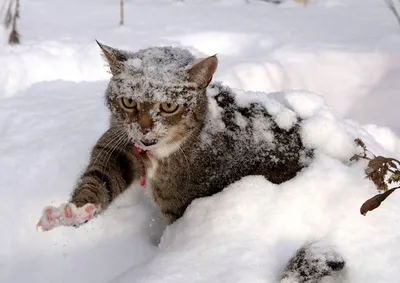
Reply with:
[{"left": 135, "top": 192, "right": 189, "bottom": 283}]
[{"left": 192, "top": 83, "right": 311, "bottom": 186}]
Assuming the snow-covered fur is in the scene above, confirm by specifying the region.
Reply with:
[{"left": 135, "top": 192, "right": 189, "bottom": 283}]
[{"left": 281, "top": 241, "right": 345, "bottom": 283}]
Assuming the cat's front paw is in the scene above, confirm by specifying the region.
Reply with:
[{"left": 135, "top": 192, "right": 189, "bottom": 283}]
[{"left": 36, "top": 203, "right": 101, "bottom": 232}]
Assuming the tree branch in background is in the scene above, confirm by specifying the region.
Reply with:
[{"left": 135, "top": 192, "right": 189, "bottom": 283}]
[
  {"left": 120, "top": 0, "right": 124, "bottom": 25},
  {"left": 1, "top": 0, "right": 20, "bottom": 44},
  {"left": 351, "top": 138, "right": 400, "bottom": 215},
  {"left": 294, "top": 0, "right": 309, "bottom": 6},
  {"left": 250, "top": 0, "right": 309, "bottom": 5},
  {"left": 384, "top": 0, "right": 400, "bottom": 27}
]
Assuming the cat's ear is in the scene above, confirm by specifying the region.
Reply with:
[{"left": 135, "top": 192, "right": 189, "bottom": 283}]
[
  {"left": 188, "top": 55, "right": 218, "bottom": 89},
  {"left": 96, "top": 40, "right": 125, "bottom": 76}
]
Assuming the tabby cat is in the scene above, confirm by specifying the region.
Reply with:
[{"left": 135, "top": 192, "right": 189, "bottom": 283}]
[{"left": 37, "top": 42, "right": 344, "bottom": 282}]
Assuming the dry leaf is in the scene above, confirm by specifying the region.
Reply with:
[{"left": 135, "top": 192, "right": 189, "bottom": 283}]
[
  {"left": 351, "top": 138, "right": 400, "bottom": 215},
  {"left": 360, "top": 188, "right": 399, "bottom": 216}
]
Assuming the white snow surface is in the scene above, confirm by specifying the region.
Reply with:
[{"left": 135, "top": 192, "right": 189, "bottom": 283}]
[{"left": 1, "top": 0, "right": 400, "bottom": 283}]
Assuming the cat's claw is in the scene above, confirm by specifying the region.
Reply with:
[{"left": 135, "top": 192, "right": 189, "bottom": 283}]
[{"left": 36, "top": 203, "right": 101, "bottom": 232}]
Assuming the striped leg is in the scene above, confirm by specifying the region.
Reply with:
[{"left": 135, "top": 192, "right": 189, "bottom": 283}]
[{"left": 37, "top": 128, "right": 139, "bottom": 231}]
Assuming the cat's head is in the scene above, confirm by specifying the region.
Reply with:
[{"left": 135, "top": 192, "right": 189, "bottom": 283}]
[{"left": 97, "top": 41, "right": 218, "bottom": 158}]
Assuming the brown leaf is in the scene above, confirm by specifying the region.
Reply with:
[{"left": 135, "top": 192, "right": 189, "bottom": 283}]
[
  {"left": 360, "top": 187, "right": 399, "bottom": 216},
  {"left": 354, "top": 138, "right": 366, "bottom": 150},
  {"left": 365, "top": 156, "right": 394, "bottom": 192},
  {"left": 367, "top": 156, "right": 388, "bottom": 170},
  {"left": 350, "top": 155, "right": 360, "bottom": 162},
  {"left": 388, "top": 172, "right": 400, "bottom": 183},
  {"left": 366, "top": 170, "right": 387, "bottom": 192}
]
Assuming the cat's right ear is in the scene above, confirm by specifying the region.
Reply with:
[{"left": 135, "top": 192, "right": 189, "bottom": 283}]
[
  {"left": 96, "top": 40, "right": 124, "bottom": 76},
  {"left": 188, "top": 55, "right": 218, "bottom": 89}
]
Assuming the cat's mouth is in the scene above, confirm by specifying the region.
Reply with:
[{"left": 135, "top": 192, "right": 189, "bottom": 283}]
[{"left": 140, "top": 139, "right": 158, "bottom": 147}]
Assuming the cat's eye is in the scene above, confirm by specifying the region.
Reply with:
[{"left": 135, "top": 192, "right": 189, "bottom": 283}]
[
  {"left": 120, "top": 97, "right": 137, "bottom": 111},
  {"left": 160, "top": 103, "right": 179, "bottom": 114}
]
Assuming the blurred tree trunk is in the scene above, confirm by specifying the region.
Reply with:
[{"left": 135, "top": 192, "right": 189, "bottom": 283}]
[
  {"left": 120, "top": 0, "right": 124, "bottom": 25},
  {"left": 2, "top": 0, "right": 20, "bottom": 44}
]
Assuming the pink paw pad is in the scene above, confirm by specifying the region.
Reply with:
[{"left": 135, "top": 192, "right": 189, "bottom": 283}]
[
  {"left": 84, "top": 204, "right": 97, "bottom": 220},
  {"left": 84, "top": 204, "right": 96, "bottom": 214},
  {"left": 37, "top": 206, "right": 62, "bottom": 230},
  {"left": 37, "top": 203, "right": 100, "bottom": 232},
  {"left": 64, "top": 205, "right": 74, "bottom": 219},
  {"left": 44, "top": 207, "right": 58, "bottom": 222}
]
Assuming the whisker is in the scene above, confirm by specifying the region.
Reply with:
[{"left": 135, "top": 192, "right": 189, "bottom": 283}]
[
  {"left": 100, "top": 132, "right": 128, "bottom": 172},
  {"left": 92, "top": 129, "right": 125, "bottom": 166}
]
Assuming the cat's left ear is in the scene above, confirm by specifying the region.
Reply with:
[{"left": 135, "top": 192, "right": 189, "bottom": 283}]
[
  {"left": 188, "top": 55, "right": 218, "bottom": 89},
  {"left": 96, "top": 40, "right": 125, "bottom": 76}
]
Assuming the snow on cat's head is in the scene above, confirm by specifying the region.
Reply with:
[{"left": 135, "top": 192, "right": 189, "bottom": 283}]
[{"left": 97, "top": 41, "right": 218, "bottom": 158}]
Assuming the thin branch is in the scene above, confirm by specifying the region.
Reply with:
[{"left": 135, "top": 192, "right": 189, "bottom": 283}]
[
  {"left": 385, "top": 0, "right": 400, "bottom": 27},
  {"left": 3, "top": 0, "right": 12, "bottom": 28},
  {"left": 9, "top": 0, "right": 20, "bottom": 44},
  {"left": 120, "top": 0, "right": 124, "bottom": 25},
  {"left": 0, "top": 0, "right": 10, "bottom": 18}
]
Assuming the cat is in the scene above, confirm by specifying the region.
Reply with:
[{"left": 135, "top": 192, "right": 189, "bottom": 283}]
[
  {"left": 37, "top": 42, "right": 312, "bottom": 228},
  {"left": 36, "top": 42, "right": 344, "bottom": 282}
]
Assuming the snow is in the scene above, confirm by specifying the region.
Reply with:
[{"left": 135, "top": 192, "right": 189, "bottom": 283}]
[
  {"left": 0, "top": 41, "right": 109, "bottom": 97},
  {"left": 1, "top": 0, "right": 400, "bottom": 283},
  {"left": 107, "top": 46, "right": 198, "bottom": 105},
  {"left": 235, "top": 89, "right": 300, "bottom": 130}
]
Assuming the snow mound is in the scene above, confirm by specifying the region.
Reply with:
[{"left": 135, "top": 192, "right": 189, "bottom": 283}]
[
  {"left": 117, "top": 154, "right": 400, "bottom": 283},
  {"left": 217, "top": 48, "right": 390, "bottom": 116},
  {"left": 104, "top": 88, "right": 400, "bottom": 283},
  {"left": 0, "top": 41, "right": 109, "bottom": 97},
  {"left": 1, "top": 0, "right": 400, "bottom": 282},
  {"left": 1, "top": 81, "right": 399, "bottom": 283},
  {"left": 172, "top": 31, "right": 258, "bottom": 56}
]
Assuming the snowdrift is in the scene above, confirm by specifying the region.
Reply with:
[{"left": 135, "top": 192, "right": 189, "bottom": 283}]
[
  {"left": 1, "top": 81, "right": 399, "bottom": 283},
  {"left": 1, "top": 0, "right": 400, "bottom": 282}
]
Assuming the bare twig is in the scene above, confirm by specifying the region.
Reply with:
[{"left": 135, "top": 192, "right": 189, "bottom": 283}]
[
  {"left": 294, "top": 0, "right": 309, "bottom": 6},
  {"left": 1, "top": 0, "right": 20, "bottom": 44},
  {"left": 9, "top": 0, "right": 20, "bottom": 44},
  {"left": 3, "top": 0, "right": 12, "bottom": 28},
  {"left": 0, "top": 0, "right": 9, "bottom": 16},
  {"left": 384, "top": 0, "right": 400, "bottom": 27},
  {"left": 120, "top": 0, "right": 124, "bottom": 25}
]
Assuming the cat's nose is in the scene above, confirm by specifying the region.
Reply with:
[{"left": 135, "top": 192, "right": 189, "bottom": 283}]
[{"left": 139, "top": 114, "right": 153, "bottom": 133}]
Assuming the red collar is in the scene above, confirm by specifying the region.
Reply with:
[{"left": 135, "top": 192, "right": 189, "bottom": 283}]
[
  {"left": 134, "top": 146, "right": 147, "bottom": 188},
  {"left": 133, "top": 146, "right": 153, "bottom": 188}
]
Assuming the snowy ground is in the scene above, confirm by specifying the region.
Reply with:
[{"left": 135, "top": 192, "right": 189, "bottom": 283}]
[{"left": 1, "top": 0, "right": 400, "bottom": 282}]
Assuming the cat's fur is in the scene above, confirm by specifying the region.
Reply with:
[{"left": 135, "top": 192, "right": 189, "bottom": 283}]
[
  {"left": 281, "top": 242, "right": 345, "bottom": 283},
  {"left": 70, "top": 42, "right": 312, "bottom": 223},
  {"left": 40, "top": 42, "right": 345, "bottom": 282}
]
